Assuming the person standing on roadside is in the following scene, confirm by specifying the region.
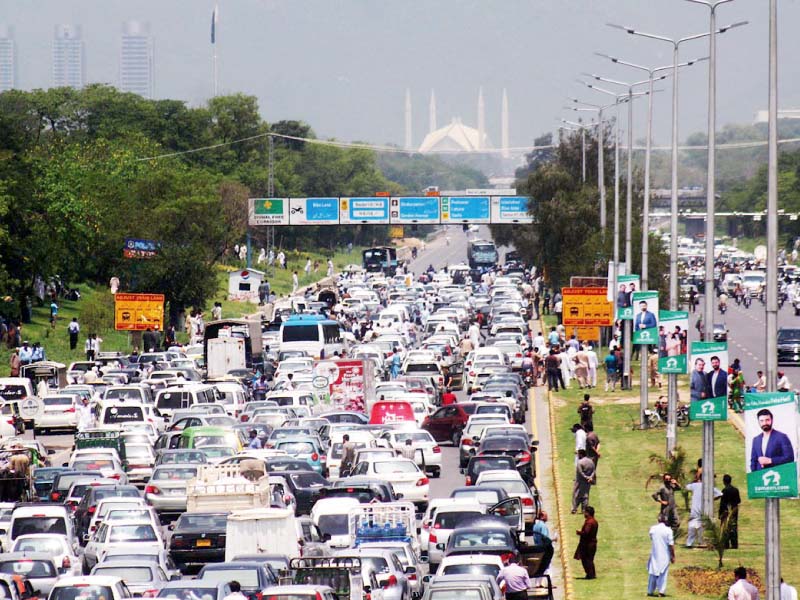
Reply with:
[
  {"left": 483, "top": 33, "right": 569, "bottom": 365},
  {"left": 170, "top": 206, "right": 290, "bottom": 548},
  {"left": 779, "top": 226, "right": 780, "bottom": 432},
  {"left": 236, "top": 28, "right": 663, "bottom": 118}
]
[
  {"left": 578, "top": 394, "right": 594, "bottom": 431},
  {"left": 727, "top": 566, "right": 759, "bottom": 600},
  {"left": 647, "top": 514, "right": 675, "bottom": 597},
  {"left": 719, "top": 474, "right": 741, "bottom": 550},
  {"left": 67, "top": 318, "right": 80, "bottom": 350},
  {"left": 9, "top": 349, "right": 20, "bottom": 377},
  {"left": 340, "top": 434, "right": 356, "bottom": 477},
  {"left": 496, "top": 556, "right": 531, "bottom": 600},
  {"left": 545, "top": 350, "right": 562, "bottom": 392},
  {"left": 572, "top": 449, "right": 595, "bottom": 514},
  {"left": 574, "top": 506, "right": 598, "bottom": 579}
]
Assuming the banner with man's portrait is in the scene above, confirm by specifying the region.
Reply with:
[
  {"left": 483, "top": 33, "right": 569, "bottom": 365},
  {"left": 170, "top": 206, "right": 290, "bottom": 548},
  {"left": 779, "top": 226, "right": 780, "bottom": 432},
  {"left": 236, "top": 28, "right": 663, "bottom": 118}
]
[
  {"left": 687, "top": 341, "right": 728, "bottom": 421},
  {"left": 745, "top": 392, "right": 798, "bottom": 499},
  {"left": 615, "top": 274, "right": 640, "bottom": 320},
  {"left": 631, "top": 291, "right": 659, "bottom": 345}
]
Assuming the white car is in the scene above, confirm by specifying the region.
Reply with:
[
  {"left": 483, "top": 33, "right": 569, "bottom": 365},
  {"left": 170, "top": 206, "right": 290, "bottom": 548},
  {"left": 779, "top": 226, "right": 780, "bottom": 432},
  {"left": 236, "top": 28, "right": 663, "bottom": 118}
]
[
  {"left": 311, "top": 497, "right": 361, "bottom": 549},
  {"left": 83, "top": 520, "right": 163, "bottom": 571},
  {"left": 35, "top": 394, "right": 80, "bottom": 433},
  {"left": 474, "top": 470, "right": 537, "bottom": 532},
  {"left": 435, "top": 555, "right": 504, "bottom": 578},
  {"left": 350, "top": 459, "right": 429, "bottom": 510},
  {"left": 425, "top": 502, "right": 485, "bottom": 568},
  {"left": 380, "top": 429, "right": 442, "bottom": 478},
  {"left": 88, "top": 497, "right": 148, "bottom": 538},
  {"left": 123, "top": 443, "right": 156, "bottom": 486},
  {"left": 11, "top": 534, "right": 82, "bottom": 576},
  {"left": 49, "top": 576, "right": 133, "bottom": 600}
]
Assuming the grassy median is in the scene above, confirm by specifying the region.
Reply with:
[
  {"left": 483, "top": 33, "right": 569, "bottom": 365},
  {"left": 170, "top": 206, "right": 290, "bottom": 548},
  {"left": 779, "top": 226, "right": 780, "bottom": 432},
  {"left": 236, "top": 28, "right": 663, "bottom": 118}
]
[{"left": 551, "top": 395, "right": 800, "bottom": 599}]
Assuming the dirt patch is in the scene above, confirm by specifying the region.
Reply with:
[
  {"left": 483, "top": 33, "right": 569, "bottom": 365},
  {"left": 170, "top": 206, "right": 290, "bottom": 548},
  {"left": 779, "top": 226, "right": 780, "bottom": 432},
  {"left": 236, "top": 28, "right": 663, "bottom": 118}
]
[{"left": 674, "top": 566, "right": 762, "bottom": 597}]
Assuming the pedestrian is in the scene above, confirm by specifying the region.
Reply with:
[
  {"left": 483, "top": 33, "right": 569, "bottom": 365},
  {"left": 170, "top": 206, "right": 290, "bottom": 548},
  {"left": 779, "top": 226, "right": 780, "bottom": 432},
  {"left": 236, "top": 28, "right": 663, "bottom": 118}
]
[
  {"left": 685, "top": 472, "right": 721, "bottom": 548},
  {"left": 9, "top": 349, "right": 20, "bottom": 377},
  {"left": 729, "top": 369, "right": 745, "bottom": 413},
  {"left": 647, "top": 514, "right": 675, "bottom": 597},
  {"left": 304, "top": 258, "right": 312, "bottom": 278},
  {"left": 77, "top": 397, "right": 94, "bottom": 432},
  {"left": 223, "top": 581, "right": 249, "bottom": 600},
  {"left": 533, "top": 293, "right": 541, "bottom": 319},
  {"left": 603, "top": 351, "right": 618, "bottom": 392},
  {"left": 572, "top": 449, "right": 595, "bottom": 514},
  {"left": 19, "top": 341, "right": 33, "bottom": 365},
  {"left": 211, "top": 302, "right": 222, "bottom": 321},
  {"left": 277, "top": 250, "right": 286, "bottom": 270},
  {"left": 752, "top": 370, "right": 767, "bottom": 393},
  {"left": 495, "top": 555, "right": 531, "bottom": 600},
  {"left": 586, "top": 345, "right": 599, "bottom": 388},
  {"left": 719, "top": 474, "right": 741, "bottom": 550},
  {"left": 67, "top": 317, "right": 80, "bottom": 350},
  {"left": 441, "top": 388, "right": 457, "bottom": 406},
  {"left": 648, "top": 348, "right": 661, "bottom": 389},
  {"left": 777, "top": 370, "right": 792, "bottom": 392},
  {"left": 574, "top": 345, "right": 590, "bottom": 388},
  {"left": 399, "top": 438, "right": 416, "bottom": 461},
  {"left": 49, "top": 300, "right": 58, "bottom": 329},
  {"left": 340, "top": 434, "right": 356, "bottom": 477},
  {"left": 327, "top": 258, "right": 334, "bottom": 278},
  {"left": 652, "top": 473, "right": 680, "bottom": 531},
  {"left": 578, "top": 394, "right": 594, "bottom": 431},
  {"left": 574, "top": 505, "right": 598, "bottom": 579},
  {"left": 781, "top": 579, "right": 798, "bottom": 600},
  {"left": 248, "top": 429, "right": 262, "bottom": 449},
  {"left": 727, "top": 566, "right": 759, "bottom": 600},
  {"left": 85, "top": 335, "right": 95, "bottom": 361},
  {"left": 292, "top": 271, "right": 299, "bottom": 294},
  {"left": 586, "top": 429, "right": 601, "bottom": 471},
  {"left": 572, "top": 423, "right": 586, "bottom": 460}
]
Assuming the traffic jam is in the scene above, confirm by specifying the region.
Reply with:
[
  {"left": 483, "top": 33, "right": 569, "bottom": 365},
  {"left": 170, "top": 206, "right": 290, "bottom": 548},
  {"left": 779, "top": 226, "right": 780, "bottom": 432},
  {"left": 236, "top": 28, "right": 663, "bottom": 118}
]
[{"left": 0, "top": 250, "right": 553, "bottom": 600}]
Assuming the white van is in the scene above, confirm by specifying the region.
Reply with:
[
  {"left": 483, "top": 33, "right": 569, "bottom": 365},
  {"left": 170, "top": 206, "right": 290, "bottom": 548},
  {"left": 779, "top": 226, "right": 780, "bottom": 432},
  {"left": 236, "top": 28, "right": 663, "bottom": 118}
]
[
  {"left": 154, "top": 385, "right": 218, "bottom": 421},
  {"left": 310, "top": 497, "right": 360, "bottom": 548},
  {"left": 264, "top": 390, "right": 316, "bottom": 414},
  {"left": 7, "top": 504, "right": 76, "bottom": 550},
  {"left": 210, "top": 381, "right": 249, "bottom": 417},
  {"left": 99, "top": 401, "right": 148, "bottom": 427}
]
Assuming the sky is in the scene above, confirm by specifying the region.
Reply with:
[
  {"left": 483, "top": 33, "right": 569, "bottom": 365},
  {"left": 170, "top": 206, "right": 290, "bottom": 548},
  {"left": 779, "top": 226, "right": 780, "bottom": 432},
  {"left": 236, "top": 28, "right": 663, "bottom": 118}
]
[{"left": 2, "top": 0, "right": 800, "bottom": 151}]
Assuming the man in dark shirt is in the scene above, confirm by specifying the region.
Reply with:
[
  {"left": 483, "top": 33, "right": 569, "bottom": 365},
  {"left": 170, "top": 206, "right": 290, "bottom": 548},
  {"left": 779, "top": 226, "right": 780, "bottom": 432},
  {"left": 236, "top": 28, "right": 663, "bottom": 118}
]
[
  {"left": 578, "top": 395, "right": 594, "bottom": 431},
  {"left": 545, "top": 350, "right": 562, "bottom": 391},
  {"left": 719, "top": 474, "right": 741, "bottom": 549}
]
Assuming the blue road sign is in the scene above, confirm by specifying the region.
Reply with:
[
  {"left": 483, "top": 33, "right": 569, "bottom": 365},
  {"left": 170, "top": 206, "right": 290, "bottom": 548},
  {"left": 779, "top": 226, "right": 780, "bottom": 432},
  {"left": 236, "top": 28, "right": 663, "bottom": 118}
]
[
  {"left": 491, "top": 196, "right": 534, "bottom": 223},
  {"left": 340, "top": 197, "right": 390, "bottom": 224},
  {"left": 390, "top": 197, "right": 440, "bottom": 224},
  {"left": 289, "top": 197, "right": 340, "bottom": 225},
  {"left": 441, "top": 196, "right": 491, "bottom": 223}
]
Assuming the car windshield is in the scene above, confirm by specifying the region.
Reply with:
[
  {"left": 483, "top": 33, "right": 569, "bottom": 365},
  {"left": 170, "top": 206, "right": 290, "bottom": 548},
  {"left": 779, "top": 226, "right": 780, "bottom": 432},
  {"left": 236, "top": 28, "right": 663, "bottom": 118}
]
[
  {"left": 451, "top": 530, "right": 510, "bottom": 547},
  {"left": 0, "top": 559, "right": 56, "bottom": 577},
  {"left": 13, "top": 536, "right": 66, "bottom": 554},
  {"left": 441, "top": 564, "right": 500, "bottom": 577},
  {"left": 394, "top": 432, "right": 432, "bottom": 443},
  {"left": 160, "top": 452, "right": 206, "bottom": 464},
  {"left": 452, "top": 490, "right": 501, "bottom": 504},
  {"left": 476, "top": 406, "right": 509, "bottom": 415},
  {"left": 316, "top": 514, "right": 349, "bottom": 536},
  {"left": 93, "top": 566, "right": 155, "bottom": 582},
  {"left": 11, "top": 518, "right": 67, "bottom": 538},
  {"left": 177, "top": 514, "right": 227, "bottom": 529},
  {"left": 778, "top": 329, "right": 800, "bottom": 342},
  {"left": 359, "top": 557, "right": 389, "bottom": 574},
  {"left": 289, "top": 473, "right": 326, "bottom": 487},
  {"left": 158, "top": 588, "right": 218, "bottom": 600},
  {"left": 44, "top": 396, "right": 73, "bottom": 406},
  {"left": 154, "top": 467, "right": 198, "bottom": 481},
  {"left": 200, "top": 568, "right": 258, "bottom": 587},
  {"left": 374, "top": 461, "right": 417, "bottom": 474},
  {"left": 200, "top": 447, "right": 235, "bottom": 459},
  {"left": 51, "top": 585, "right": 115, "bottom": 600},
  {"left": 107, "top": 509, "right": 152, "bottom": 521},
  {"left": 72, "top": 459, "right": 114, "bottom": 471},
  {"left": 109, "top": 524, "right": 158, "bottom": 542},
  {"left": 434, "top": 511, "right": 483, "bottom": 529},
  {"left": 277, "top": 442, "right": 314, "bottom": 454},
  {"left": 480, "top": 480, "right": 528, "bottom": 495}
]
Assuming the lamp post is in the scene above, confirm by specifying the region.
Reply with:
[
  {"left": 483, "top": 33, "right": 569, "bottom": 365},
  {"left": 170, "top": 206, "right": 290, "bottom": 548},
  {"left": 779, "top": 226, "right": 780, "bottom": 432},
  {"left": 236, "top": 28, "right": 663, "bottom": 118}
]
[
  {"left": 607, "top": 19, "right": 746, "bottom": 456},
  {"left": 594, "top": 54, "right": 707, "bottom": 428},
  {"left": 580, "top": 74, "right": 655, "bottom": 395},
  {"left": 685, "top": 0, "right": 735, "bottom": 524}
]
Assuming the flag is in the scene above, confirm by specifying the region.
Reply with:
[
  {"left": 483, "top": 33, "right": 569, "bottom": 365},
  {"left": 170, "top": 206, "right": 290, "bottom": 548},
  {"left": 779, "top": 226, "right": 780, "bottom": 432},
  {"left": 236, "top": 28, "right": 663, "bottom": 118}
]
[
  {"left": 211, "top": 5, "right": 218, "bottom": 44},
  {"left": 255, "top": 199, "right": 284, "bottom": 215}
]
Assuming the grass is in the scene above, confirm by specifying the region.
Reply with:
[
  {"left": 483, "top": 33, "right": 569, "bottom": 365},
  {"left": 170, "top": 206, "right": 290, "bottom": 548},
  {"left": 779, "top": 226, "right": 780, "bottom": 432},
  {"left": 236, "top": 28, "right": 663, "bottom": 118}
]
[
  {"left": 0, "top": 245, "right": 365, "bottom": 374},
  {"left": 551, "top": 399, "right": 799, "bottom": 599}
]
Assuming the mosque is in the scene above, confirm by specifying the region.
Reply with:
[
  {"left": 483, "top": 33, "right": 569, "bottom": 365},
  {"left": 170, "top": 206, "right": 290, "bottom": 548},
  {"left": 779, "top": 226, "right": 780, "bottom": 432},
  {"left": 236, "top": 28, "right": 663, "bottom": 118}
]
[{"left": 404, "top": 88, "right": 511, "bottom": 158}]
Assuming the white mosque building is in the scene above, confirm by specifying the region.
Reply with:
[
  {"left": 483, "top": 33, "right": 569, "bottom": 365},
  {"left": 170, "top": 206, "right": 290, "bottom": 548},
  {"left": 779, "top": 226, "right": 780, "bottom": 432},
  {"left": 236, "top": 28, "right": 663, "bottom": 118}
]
[{"left": 404, "top": 87, "right": 510, "bottom": 158}]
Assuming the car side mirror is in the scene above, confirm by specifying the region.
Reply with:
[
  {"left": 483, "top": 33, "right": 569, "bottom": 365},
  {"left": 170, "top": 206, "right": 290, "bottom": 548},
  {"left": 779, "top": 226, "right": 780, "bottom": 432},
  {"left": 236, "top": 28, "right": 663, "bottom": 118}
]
[
  {"left": 422, "top": 575, "right": 432, "bottom": 584},
  {"left": 48, "top": 449, "right": 55, "bottom": 455},
  {"left": 419, "top": 555, "right": 429, "bottom": 564},
  {"left": 170, "top": 574, "right": 181, "bottom": 581},
  {"left": 168, "top": 523, "right": 175, "bottom": 531},
  {"left": 82, "top": 534, "right": 90, "bottom": 542},
  {"left": 62, "top": 462, "right": 69, "bottom": 467},
  {"left": 435, "top": 543, "right": 445, "bottom": 551},
  {"left": 404, "top": 566, "right": 416, "bottom": 575}
]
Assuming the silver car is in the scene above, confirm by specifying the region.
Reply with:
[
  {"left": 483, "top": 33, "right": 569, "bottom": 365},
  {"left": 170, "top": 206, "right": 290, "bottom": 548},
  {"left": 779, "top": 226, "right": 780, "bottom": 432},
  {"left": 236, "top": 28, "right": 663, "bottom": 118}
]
[
  {"left": 145, "top": 464, "right": 199, "bottom": 516},
  {"left": 91, "top": 560, "right": 171, "bottom": 596},
  {"left": 0, "top": 553, "right": 60, "bottom": 594}
]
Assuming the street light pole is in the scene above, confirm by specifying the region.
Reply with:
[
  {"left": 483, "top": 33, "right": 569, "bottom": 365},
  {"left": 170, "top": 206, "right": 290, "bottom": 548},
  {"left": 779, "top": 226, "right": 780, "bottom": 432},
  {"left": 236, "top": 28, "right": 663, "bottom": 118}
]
[
  {"left": 608, "top": 20, "right": 746, "bottom": 455},
  {"left": 765, "top": 1, "right": 780, "bottom": 598},
  {"left": 686, "top": 0, "right": 734, "bottom": 523}
]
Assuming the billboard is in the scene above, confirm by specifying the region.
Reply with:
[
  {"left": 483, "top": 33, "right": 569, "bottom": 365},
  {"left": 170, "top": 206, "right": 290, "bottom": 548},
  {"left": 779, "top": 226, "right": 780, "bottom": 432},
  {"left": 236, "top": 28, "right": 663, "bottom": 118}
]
[
  {"left": 745, "top": 392, "right": 798, "bottom": 498},
  {"left": 631, "top": 291, "right": 659, "bottom": 345},
  {"left": 658, "top": 310, "right": 689, "bottom": 374},
  {"left": 114, "top": 293, "right": 165, "bottom": 331},
  {"left": 123, "top": 238, "right": 159, "bottom": 259},
  {"left": 390, "top": 196, "right": 440, "bottom": 224},
  {"left": 615, "top": 274, "right": 640, "bottom": 320},
  {"left": 339, "top": 197, "right": 390, "bottom": 225},
  {"left": 249, "top": 198, "right": 290, "bottom": 225},
  {"left": 490, "top": 196, "right": 534, "bottom": 224},
  {"left": 562, "top": 287, "right": 614, "bottom": 326},
  {"left": 688, "top": 341, "right": 729, "bottom": 421},
  {"left": 440, "top": 196, "right": 491, "bottom": 224},
  {"left": 288, "top": 197, "right": 340, "bottom": 225}
]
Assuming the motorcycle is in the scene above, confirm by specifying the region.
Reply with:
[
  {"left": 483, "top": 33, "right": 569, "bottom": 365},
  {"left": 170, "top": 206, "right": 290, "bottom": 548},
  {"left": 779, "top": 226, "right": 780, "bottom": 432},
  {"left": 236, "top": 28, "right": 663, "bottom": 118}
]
[
  {"left": 743, "top": 295, "right": 752, "bottom": 308},
  {"left": 652, "top": 400, "right": 690, "bottom": 428},
  {"left": 718, "top": 302, "right": 727, "bottom": 314}
]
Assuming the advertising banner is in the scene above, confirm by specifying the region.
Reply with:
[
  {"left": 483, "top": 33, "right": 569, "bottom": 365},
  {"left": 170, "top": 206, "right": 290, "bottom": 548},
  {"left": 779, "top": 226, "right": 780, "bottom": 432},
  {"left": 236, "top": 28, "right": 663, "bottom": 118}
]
[
  {"left": 658, "top": 310, "right": 689, "bottom": 374},
  {"left": 745, "top": 392, "right": 798, "bottom": 499},
  {"left": 631, "top": 291, "right": 659, "bottom": 344},
  {"left": 249, "top": 198, "right": 290, "bottom": 225},
  {"left": 615, "top": 274, "right": 640, "bottom": 320},
  {"left": 688, "top": 341, "right": 729, "bottom": 421}
]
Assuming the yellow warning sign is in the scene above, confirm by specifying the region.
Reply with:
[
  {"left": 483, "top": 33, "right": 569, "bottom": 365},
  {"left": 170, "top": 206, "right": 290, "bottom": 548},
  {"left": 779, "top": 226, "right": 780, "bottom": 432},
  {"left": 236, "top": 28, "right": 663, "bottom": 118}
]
[
  {"left": 114, "top": 293, "right": 165, "bottom": 331},
  {"left": 390, "top": 225, "right": 404, "bottom": 239},
  {"left": 562, "top": 287, "right": 613, "bottom": 326},
  {"left": 571, "top": 326, "right": 601, "bottom": 341}
]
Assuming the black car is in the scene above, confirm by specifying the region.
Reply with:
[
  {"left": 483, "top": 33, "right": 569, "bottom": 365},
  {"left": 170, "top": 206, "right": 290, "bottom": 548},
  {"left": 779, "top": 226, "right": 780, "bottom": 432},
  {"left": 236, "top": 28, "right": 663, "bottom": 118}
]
[
  {"left": 74, "top": 484, "right": 141, "bottom": 542},
  {"left": 777, "top": 328, "right": 800, "bottom": 365},
  {"left": 272, "top": 470, "right": 328, "bottom": 515},
  {"left": 265, "top": 457, "right": 315, "bottom": 473},
  {"left": 327, "top": 478, "right": 401, "bottom": 502},
  {"left": 32, "top": 467, "right": 69, "bottom": 501},
  {"left": 197, "top": 561, "right": 277, "bottom": 600},
  {"left": 463, "top": 455, "right": 517, "bottom": 486},
  {"left": 478, "top": 436, "right": 535, "bottom": 483},
  {"left": 169, "top": 512, "right": 228, "bottom": 573}
]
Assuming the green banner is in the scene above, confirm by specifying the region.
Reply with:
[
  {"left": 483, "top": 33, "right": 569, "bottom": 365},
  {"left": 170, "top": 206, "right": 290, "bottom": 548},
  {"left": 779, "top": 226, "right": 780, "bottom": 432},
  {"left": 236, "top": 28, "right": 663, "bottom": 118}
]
[
  {"left": 744, "top": 391, "right": 795, "bottom": 410},
  {"left": 689, "top": 396, "right": 728, "bottom": 421},
  {"left": 747, "top": 461, "right": 798, "bottom": 499},
  {"left": 615, "top": 274, "right": 640, "bottom": 320},
  {"left": 659, "top": 354, "right": 687, "bottom": 374},
  {"left": 633, "top": 327, "right": 658, "bottom": 345},
  {"left": 690, "top": 341, "right": 728, "bottom": 355},
  {"left": 659, "top": 310, "right": 689, "bottom": 322},
  {"left": 632, "top": 291, "right": 659, "bottom": 346}
]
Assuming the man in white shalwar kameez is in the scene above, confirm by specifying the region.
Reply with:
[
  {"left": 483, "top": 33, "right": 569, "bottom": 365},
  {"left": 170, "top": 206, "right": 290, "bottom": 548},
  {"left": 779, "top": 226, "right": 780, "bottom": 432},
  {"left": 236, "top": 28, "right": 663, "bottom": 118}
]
[{"left": 647, "top": 515, "right": 675, "bottom": 597}]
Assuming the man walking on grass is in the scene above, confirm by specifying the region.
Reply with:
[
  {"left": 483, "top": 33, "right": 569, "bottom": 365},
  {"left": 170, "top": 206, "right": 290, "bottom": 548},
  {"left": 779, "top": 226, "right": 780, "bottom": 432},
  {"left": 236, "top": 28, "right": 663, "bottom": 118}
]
[{"left": 647, "top": 514, "right": 675, "bottom": 597}]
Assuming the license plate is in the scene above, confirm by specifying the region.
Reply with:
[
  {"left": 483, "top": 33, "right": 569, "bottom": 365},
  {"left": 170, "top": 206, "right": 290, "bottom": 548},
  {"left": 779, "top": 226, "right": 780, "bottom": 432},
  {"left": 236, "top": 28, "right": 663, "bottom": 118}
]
[{"left": 196, "top": 539, "right": 211, "bottom": 547}]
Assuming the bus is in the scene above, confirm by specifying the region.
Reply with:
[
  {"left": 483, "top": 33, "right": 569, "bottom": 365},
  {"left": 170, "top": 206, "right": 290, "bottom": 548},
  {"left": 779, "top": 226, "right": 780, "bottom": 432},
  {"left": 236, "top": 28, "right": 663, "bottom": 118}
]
[
  {"left": 203, "top": 319, "right": 264, "bottom": 371},
  {"left": 467, "top": 240, "right": 499, "bottom": 270},
  {"left": 362, "top": 247, "right": 398, "bottom": 275},
  {"left": 279, "top": 315, "right": 345, "bottom": 359}
]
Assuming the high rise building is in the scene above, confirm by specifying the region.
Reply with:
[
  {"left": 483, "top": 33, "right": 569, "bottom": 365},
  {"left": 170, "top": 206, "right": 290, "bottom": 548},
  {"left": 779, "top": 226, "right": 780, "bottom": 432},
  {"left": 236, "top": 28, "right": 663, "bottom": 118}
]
[
  {"left": 0, "top": 25, "right": 16, "bottom": 92},
  {"left": 119, "top": 20, "right": 154, "bottom": 99},
  {"left": 53, "top": 25, "right": 85, "bottom": 88}
]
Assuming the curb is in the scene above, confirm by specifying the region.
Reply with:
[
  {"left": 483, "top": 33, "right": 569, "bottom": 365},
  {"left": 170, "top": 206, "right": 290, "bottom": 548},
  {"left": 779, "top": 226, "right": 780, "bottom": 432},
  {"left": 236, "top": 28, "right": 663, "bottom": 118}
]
[{"left": 548, "top": 387, "right": 575, "bottom": 600}]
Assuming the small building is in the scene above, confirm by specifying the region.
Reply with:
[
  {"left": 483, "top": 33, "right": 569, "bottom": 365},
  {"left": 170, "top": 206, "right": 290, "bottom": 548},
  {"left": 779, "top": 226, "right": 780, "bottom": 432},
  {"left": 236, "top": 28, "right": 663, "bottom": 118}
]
[{"left": 227, "top": 268, "right": 265, "bottom": 303}]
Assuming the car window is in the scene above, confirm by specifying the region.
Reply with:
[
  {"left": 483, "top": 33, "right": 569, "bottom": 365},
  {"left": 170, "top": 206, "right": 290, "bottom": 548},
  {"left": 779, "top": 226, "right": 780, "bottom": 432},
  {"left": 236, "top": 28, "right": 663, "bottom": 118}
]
[{"left": 109, "top": 524, "right": 158, "bottom": 542}]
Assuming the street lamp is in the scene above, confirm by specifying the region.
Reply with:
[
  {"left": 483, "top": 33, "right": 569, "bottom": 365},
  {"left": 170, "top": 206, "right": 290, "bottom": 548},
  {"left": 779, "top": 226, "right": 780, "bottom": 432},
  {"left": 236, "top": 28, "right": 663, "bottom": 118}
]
[
  {"left": 685, "top": 0, "right": 736, "bottom": 527},
  {"left": 607, "top": 18, "right": 746, "bottom": 456}
]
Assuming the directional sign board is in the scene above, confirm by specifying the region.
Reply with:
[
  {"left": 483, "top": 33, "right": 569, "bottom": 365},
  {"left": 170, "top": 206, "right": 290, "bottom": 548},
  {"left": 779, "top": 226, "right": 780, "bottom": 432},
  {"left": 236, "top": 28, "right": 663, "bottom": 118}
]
[
  {"left": 441, "top": 196, "right": 491, "bottom": 224},
  {"left": 562, "top": 287, "right": 614, "bottom": 326},
  {"left": 249, "top": 198, "right": 290, "bottom": 226},
  {"left": 491, "top": 196, "right": 533, "bottom": 224},
  {"left": 289, "top": 198, "right": 340, "bottom": 225},
  {"left": 390, "top": 197, "right": 440, "bottom": 224},
  {"left": 339, "top": 197, "right": 390, "bottom": 225},
  {"left": 115, "top": 293, "right": 165, "bottom": 331}
]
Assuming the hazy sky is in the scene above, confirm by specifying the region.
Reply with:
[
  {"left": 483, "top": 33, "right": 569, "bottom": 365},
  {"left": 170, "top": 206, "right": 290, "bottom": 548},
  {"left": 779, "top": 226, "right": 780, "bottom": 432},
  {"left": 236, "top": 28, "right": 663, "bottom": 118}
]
[{"left": 2, "top": 0, "right": 799, "bottom": 150}]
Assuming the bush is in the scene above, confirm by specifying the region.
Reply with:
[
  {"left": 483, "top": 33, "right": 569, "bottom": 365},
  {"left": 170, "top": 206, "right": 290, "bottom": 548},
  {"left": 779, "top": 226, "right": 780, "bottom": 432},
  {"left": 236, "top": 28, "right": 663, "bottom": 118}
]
[{"left": 80, "top": 293, "right": 115, "bottom": 333}]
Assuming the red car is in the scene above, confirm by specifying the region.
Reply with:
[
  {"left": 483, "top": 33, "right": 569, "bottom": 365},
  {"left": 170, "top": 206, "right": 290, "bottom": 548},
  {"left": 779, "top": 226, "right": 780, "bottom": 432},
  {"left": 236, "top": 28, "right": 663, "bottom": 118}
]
[{"left": 421, "top": 402, "right": 479, "bottom": 445}]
